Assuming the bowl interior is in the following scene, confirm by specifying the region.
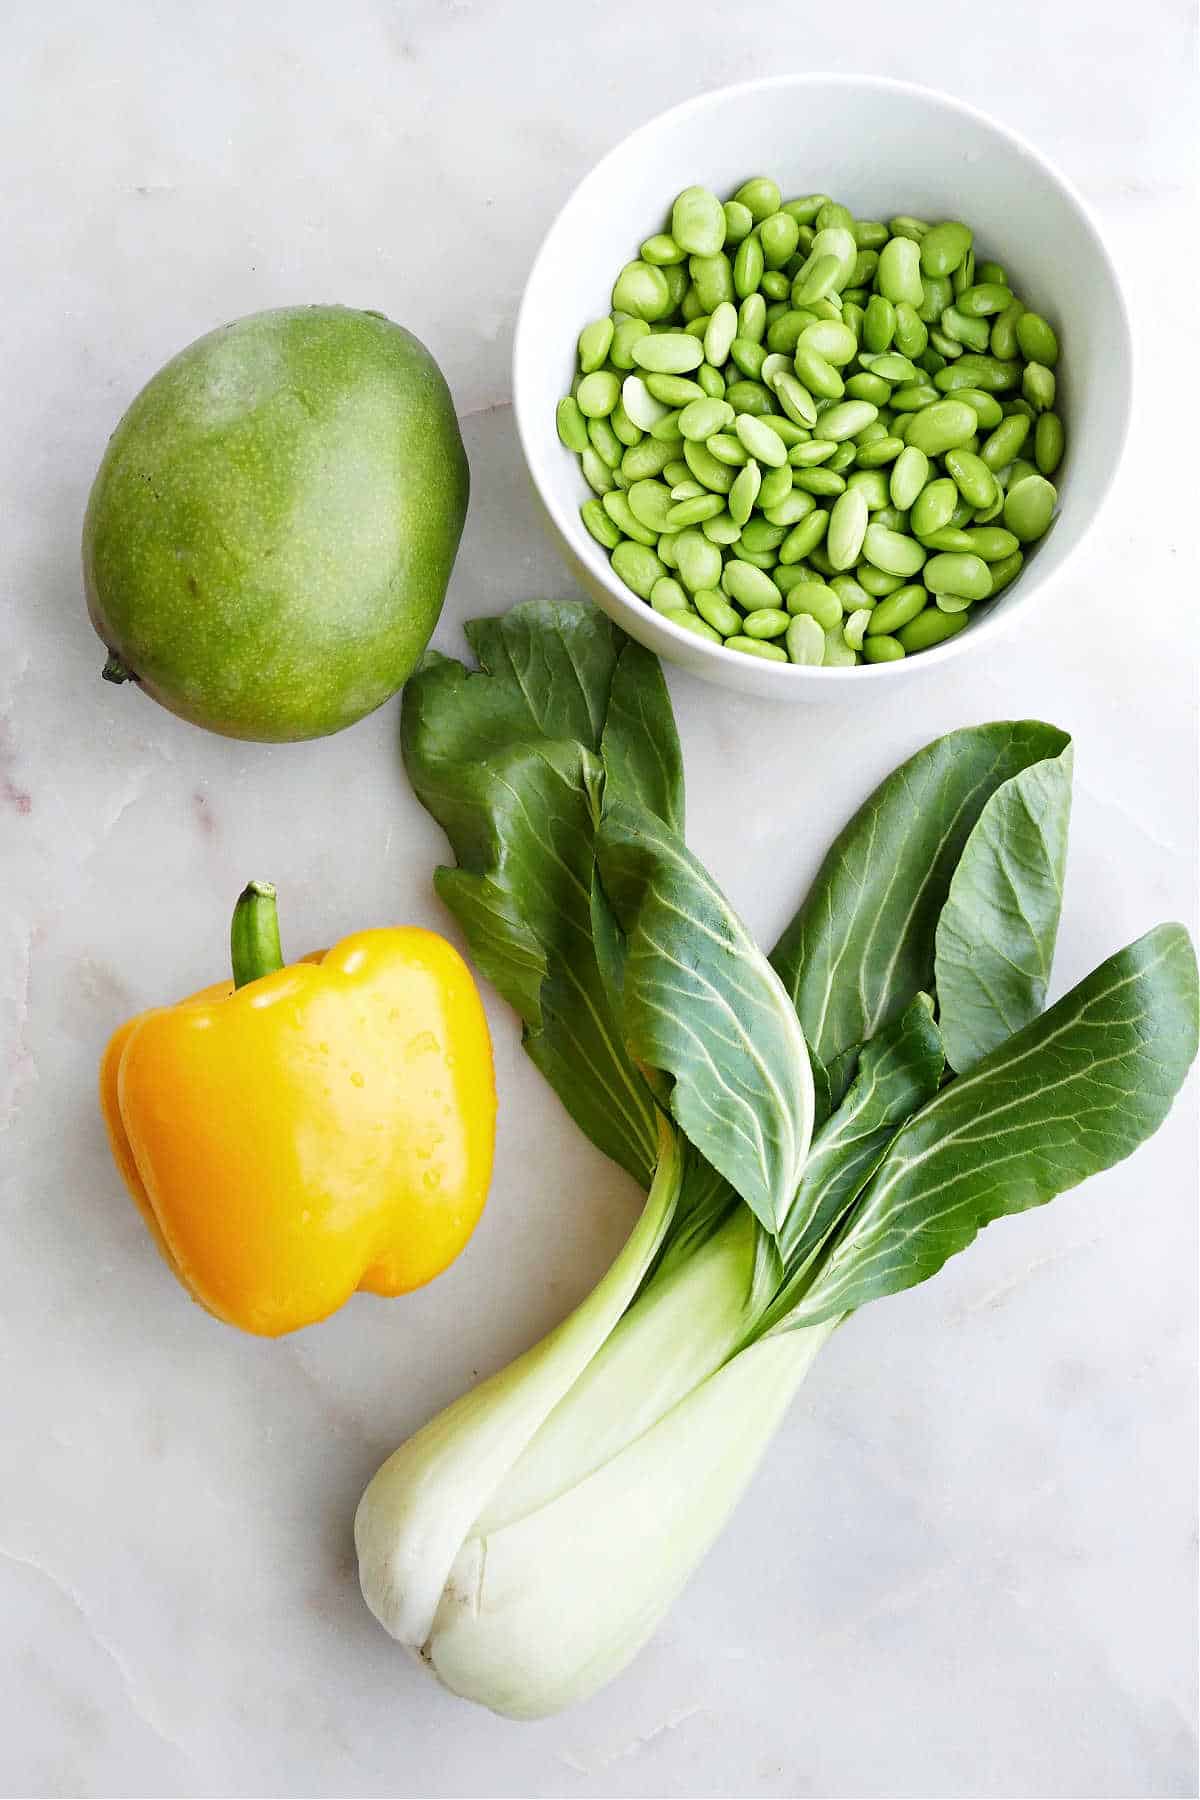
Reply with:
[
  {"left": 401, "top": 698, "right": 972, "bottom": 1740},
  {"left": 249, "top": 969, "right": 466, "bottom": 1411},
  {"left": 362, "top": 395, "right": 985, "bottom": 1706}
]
[{"left": 513, "top": 76, "right": 1130, "bottom": 692}]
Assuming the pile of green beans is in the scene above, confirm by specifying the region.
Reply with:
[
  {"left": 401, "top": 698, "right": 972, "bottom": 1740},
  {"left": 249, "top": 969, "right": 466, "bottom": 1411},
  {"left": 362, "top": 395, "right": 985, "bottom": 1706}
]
[{"left": 556, "top": 180, "right": 1064, "bottom": 666}]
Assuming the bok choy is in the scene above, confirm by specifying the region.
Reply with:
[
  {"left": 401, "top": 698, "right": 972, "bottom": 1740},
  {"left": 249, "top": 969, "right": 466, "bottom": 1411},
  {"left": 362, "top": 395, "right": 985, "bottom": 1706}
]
[{"left": 355, "top": 602, "right": 1198, "bottom": 1720}]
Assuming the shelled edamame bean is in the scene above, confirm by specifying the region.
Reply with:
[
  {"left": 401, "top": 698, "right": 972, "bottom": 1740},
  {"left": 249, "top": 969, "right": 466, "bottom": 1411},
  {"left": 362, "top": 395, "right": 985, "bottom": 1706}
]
[{"left": 558, "top": 182, "right": 1064, "bottom": 666}]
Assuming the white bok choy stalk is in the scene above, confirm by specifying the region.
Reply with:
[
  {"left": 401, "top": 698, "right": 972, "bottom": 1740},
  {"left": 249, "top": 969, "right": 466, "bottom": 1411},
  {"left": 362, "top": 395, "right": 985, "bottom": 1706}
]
[{"left": 356, "top": 603, "right": 1199, "bottom": 1719}]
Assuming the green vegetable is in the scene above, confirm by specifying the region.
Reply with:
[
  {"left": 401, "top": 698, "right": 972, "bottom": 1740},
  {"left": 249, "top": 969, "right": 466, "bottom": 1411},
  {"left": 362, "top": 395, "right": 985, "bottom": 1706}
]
[
  {"left": 779, "top": 506, "right": 829, "bottom": 559},
  {"left": 955, "top": 282, "right": 1012, "bottom": 319},
  {"left": 1023, "top": 361, "right": 1057, "bottom": 412},
  {"left": 962, "top": 526, "right": 1020, "bottom": 561},
  {"left": 742, "top": 606, "right": 790, "bottom": 639},
  {"left": 683, "top": 436, "right": 736, "bottom": 493},
  {"left": 893, "top": 301, "right": 928, "bottom": 357},
  {"left": 898, "top": 606, "right": 968, "bottom": 650},
  {"left": 728, "top": 458, "right": 762, "bottom": 527},
  {"left": 904, "top": 398, "right": 978, "bottom": 456},
  {"left": 556, "top": 395, "right": 589, "bottom": 452},
  {"left": 672, "top": 186, "right": 727, "bottom": 255},
  {"left": 919, "top": 220, "right": 973, "bottom": 277},
  {"left": 889, "top": 443, "right": 930, "bottom": 509},
  {"left": 577, "top": 317, "right": 614, "bottom": 372},
  {"left": 726, "top": 634, "right": 788, "bottom": 659},
  {"left": 935, "top": 354, "right": 1022, "bottom": 393},
  {"left": 851, "top": 433, "right": 900, "bottom": 469},
  {"left": 645, "top": 371, "right": 704, "bottom": 406},
  {"left": 579, "top": 444, "right": 614, "bottom": 494},
  {"left": 601, "top": 490, "right": 656, "bottom": 546},
  {"left": 355, "top": 605, "right": 1197, "bottom": 1718},
  {"left": 611, "top": 260, "right": 672, "bottom": 320},
  {"left": 980, "top": 411, "right": 1031, "bottom": 469},
  {"left": 944, "top": 447, "right": 997, "bottom": 509},
  {"left": 693, "top": 588, "right": 741, "bottom": 636},
  {"left": 679, "top": 395, "right": 733, "bottom": 441},
  {"left": 626, "top": 478, "right": 675, "bottom": 533},
  {"left": 814, "top": 399, "right": 878, "bottom": 442},
  {"left": 866, "top": 582, "right": 927, "bottom": 635},
  {"left": 1035, "top": 410, "right": 1065, "bottom": 476},
  {"left": 586, "top": 414, "right": 622, "bottom": 469},
  {"left": 85, "top": 306, "right": 468, "bottom": 741},
  {"left": 734, "top": 411, "right": 788, "bottom": 467},
  {"left": 863, "top": 632, "right": 905, "bottom": 661},
  {"left": 576, "top": 369, "right": 620, "bottom": 417},
  {"left": 757, "top": 461, "right": 793, "bottom": 510},
  {"left": 734, "top": 176, "right": 782, "bottom": 221},
  {"left": 665, "top": 492, "right": 725, "bottom": 529},
  {"left": 890, "top": 380, "right": 941, "bottom": 412},
  {"left": 610, "top": 315, "right": 652, "bottom": 368},
  {"left": 846, "top": 372, "right": 892, "bottom": 406},
  {"left": 1004, "top": 473, "right": 1059, "bottom": 542},
  {"left": 579, "top": 498, "right": 622, "bottom": 549},
  {"left": 690, "top": 250, "right": 735, "bottom": 312},
  {"left": 988, "top": 549, "right": 1024, "bottom": 594},
  {"left": 842, "top": 605, "right": 872, "bottom": 649},
  {"left": 558, "top": 188, "right": 1068, "bottom": 664},
  {"left": 847, "top": 467, "right": 891, "bottom": 509},
  {"left": 785, "top": 581, "right": 842, "bottom": 629},
  {"left": 857, "top": 562, "right": 904, "bottom": 595},
  {"left": 877, "top": 235, "right": 924, "bottom": 306},
  {"left": 674, "top": 527, "right": 724, "bottom": 593},
  {"left": 924, "top": 551, "right": 993, "bottom": 600},
  {"left": 933, "top": 742, "right": 1072, "bottom": 1071},
  {"left": 649, "top": 576, "right": 688, "bottom": 614},
  {"left": 774, "top": 369, "right": 819, "bottom": 425},
  {"left": 631, "top": 331, "right": 705, "bottom": 375},
  {"left": 786, "top": 612, "right": 825, "bottom": 663},
  {"left": 940, "top": 304, "right": 990, "bottom": 351},
  {"left": 609, "top": 540, "right": 664, "bottom": 599},
  {"left": 1016, "top": 310, "right": 1059, "bottom": 366},
  {"left": 827, "top": 487, "right": 869, "bottom": 569},
  {"left": 640, "top": 232, "right": 685, "bottom": 266},
  {"left": 862, "top": 521, "right": 927, "bottom": 577},
  {"left": 663, "top": 607, "right": 721, "bottom": 641},
  {"left": 722, "top": 558, "right": 781, "bottom": 610},
  {"left": 722, "top": 199, "right": 754, "bottom": 243}
]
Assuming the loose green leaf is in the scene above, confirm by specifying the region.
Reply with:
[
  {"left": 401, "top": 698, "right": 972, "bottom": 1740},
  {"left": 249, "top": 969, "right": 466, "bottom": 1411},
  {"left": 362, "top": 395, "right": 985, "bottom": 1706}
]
[
  {"left": 934, "top": 743, "right": 1072, "bottom": 1073},
  {"left": 779, "top": 996, "right": 945, "bottom": 1267},
  {"left": 402, "top": 603, "right": 683, "bottom": 1185},
  {"left": 597, "top": 800, "right": 814, "bottom": 1238},
  {"left": 434, "top": 867, "right": 546, "bottom": 1025},
  {"left": 789, "top": 924, "right": 1199, "bottom": 1325},
  {"left": 461, "top": 605, "right": 624, "bottom": 759},
  {"left": 808, "top": 1047, "right": 835, "bottom": 1130},
  {"left": 822, "top": 1043, "right": 862, "bottom": 1117},
  {"left": 755, "top": 997, "right": 944, "bottom": 1337},
  {"left": 601, "top": 643, "right": 685, "bottom": 839},
  {"left": 770, "top": 722, "right": 1071, "bottom": 1067}
]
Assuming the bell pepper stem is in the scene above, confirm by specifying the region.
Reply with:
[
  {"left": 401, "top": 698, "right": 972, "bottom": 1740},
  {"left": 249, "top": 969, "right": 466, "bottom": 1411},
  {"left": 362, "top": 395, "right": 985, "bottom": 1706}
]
[{"left": 231, "top": 881, "right": 285, "bottom": 988}]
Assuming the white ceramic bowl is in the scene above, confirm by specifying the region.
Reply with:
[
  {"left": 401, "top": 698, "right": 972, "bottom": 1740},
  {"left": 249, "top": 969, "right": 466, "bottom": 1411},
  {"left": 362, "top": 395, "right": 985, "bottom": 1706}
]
[{"left": 512, "top": 75, "right": 1131, "bottom": 699}]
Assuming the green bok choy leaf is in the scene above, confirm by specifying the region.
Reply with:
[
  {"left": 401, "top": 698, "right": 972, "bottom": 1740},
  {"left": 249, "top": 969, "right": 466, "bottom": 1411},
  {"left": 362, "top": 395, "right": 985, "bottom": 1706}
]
[{"left": 357, "top": 602, "right": 1197, "bottom": 1720}]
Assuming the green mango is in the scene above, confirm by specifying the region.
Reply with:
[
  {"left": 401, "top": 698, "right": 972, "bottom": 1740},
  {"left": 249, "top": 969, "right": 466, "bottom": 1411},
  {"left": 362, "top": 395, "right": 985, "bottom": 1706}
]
[{"left": 83, "top": 306, "right": 468, "bottom": 741}]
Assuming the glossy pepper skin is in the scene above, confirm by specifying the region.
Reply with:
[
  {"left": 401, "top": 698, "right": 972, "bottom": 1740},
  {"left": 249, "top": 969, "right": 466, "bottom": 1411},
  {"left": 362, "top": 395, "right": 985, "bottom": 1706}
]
[{"left": 100, "top": 903, "right": 496, "bottom": 1337}]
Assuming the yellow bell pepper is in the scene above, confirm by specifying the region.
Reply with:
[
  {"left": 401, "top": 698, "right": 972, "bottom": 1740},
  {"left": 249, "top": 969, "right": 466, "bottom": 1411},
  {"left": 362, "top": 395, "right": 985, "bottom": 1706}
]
[{"left": 100, "top": 882, "right": 496, "bottom": 1336}]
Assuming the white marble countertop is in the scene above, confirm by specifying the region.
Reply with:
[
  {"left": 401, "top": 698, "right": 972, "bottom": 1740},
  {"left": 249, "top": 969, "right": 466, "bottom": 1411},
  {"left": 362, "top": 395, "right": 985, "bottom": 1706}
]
[{"left": 3, "top": 3, "right": 1196, "bottom": 1795}]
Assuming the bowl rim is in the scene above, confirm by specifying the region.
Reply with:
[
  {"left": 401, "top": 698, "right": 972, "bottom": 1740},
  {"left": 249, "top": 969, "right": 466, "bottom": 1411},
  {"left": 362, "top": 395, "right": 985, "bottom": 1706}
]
[{"left": 512, "top": 71, "right": 1133, "bottom": 686}]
